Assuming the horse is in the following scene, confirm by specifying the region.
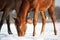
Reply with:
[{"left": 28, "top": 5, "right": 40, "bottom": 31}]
[
  {"left": 33, "top": 0, "right": 57, "bottom": 36},
  {"left": 0, "top": 0, "right": 22, "bottom": 34},
  {"left": 15, "top": 0, "right": 57, "bottom": 36},
  {"left": 0, "top": 0, "right": 33, "bottom": 36}
]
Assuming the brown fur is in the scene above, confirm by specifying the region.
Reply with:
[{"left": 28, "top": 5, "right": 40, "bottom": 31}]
[
  {"left": 0, "top": 0, "right": 14, "bottom": 34},
  {"left": 15, "top": 0, "right": 57, "bottom": 36},
  {"left": 0, "top": 0, "right": 22, "bottom": 34},
  {"left": 33, "top": 0, "right": 57, "bottom": 36}
]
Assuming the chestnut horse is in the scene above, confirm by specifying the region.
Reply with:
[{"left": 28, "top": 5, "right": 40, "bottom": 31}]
[
  {"left": 0, "top": 0, "right": 22, "bottom": 34},
  {"left": 33, "top": 0, "right": 57, "bottom": 36},
  {"left": 15, "top": 0, "right": 57, "bottom": 36},
  {"left": 0, "top": 0, "right": 32, "bottom": 36}
]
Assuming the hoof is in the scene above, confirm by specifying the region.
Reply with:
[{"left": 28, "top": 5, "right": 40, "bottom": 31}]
[
  {"left": 33, "top": 32, "right": 35, "bottom": 36},
  {"left": 8, "top": 31, "right": 12, "bottom": 34},
  {"left": 40, "top": 32, "right": 44, "bottom": 36},
  {"left": 27, "top": 19, "right": 33, "bottom": 24},
  {"left": 54, "top": 30, "right": 57, "bottom": 35},
  {"left": 33, "top": 34, "right": 35, "bottom": 36}
]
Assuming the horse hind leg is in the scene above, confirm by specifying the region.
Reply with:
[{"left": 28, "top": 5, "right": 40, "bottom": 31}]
[
  {"left": 48, "top": 6, "right": 57, "bottom": 35},
  {"left": 6, "top": 15, "right": 12, "bottom": 34},
  {"left": 40, "top": 11, "right": 46, "bottom": 35}
]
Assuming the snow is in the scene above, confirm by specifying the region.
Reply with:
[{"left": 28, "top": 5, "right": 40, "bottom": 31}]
[{"left": 0, "top": 22, "right": 60, "bottom": 40}]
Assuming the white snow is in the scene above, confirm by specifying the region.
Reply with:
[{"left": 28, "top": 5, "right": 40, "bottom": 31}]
[{"left": 0, "top": 22, "right": 60, "bottom": 40}]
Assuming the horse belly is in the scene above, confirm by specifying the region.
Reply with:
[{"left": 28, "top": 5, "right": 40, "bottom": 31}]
[{"left": 39, "top": 0, "right": 52, "bottom": 11}]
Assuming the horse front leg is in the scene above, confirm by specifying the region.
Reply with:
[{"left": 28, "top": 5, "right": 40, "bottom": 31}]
[
  {"left": 0, "top": 3, "right": 14, "bottom": 34},
  {"left": 0, "top": 12, "right": 5, "bottom": 31},
  {"left": 6, "top": 15, "right": 12, "bottom": 34},
  {"left": 33, "top": 4, "right": 39, "bottom": 36},
  {"left": 40, "top": 11, "right": 46, "bottom": 35}
]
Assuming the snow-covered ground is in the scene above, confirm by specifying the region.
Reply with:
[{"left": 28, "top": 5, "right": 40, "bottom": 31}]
[{"left": 0, "top": 22, "right": 60, "bottom": 40}]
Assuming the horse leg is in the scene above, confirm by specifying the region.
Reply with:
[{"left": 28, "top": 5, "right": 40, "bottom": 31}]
[
  {"left": 0, "top": 12, "right": 5, "bottom": 31},
  {"left": 0, "top": 2, "right": 14, "bottom": 21},
  {"left": 48, "top": 7, "right": 57, "bottom": 35},
  {"left": 0, "top": 3, "right": 14, "bottom": 33},
  {"left": 15, "top": 0, "right": 22, "bottom": 14},
  {"left": 6, "top": 15, "right": 12, "bottom": 34},
  {"left": 48, "top": 0, "right": 57, "bottom": 35},
  {"left": 40, "top": 11, "right": 46, "bottom": 35},
  {"left": 33, "top": 4, "right": 39, "bottom": 36}
]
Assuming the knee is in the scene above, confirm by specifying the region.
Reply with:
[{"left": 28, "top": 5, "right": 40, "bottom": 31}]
[{"left": 42, "top": 18, "right": 46, "bottom": 24}]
